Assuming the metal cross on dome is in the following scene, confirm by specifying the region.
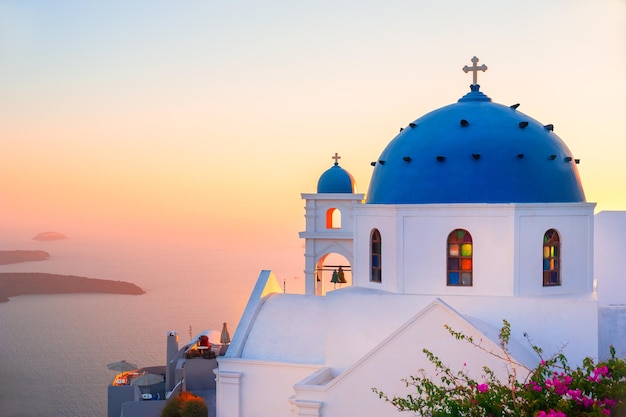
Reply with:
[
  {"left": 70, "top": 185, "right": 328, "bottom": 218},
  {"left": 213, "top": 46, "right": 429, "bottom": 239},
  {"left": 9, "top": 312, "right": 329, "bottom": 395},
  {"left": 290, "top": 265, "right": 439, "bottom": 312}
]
[
  {"left": 332, "top": 152, "right": 341, "bottom": 165},
  {"left": 463, "top": 56, "right": 488, "bottom": 85}
]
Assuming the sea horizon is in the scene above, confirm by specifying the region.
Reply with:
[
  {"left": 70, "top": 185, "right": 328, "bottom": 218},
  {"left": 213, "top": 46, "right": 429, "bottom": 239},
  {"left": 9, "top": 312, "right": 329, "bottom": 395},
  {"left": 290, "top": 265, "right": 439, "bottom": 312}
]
[{"left": 0, "top": 232, "right": 303, "bottom": 417}]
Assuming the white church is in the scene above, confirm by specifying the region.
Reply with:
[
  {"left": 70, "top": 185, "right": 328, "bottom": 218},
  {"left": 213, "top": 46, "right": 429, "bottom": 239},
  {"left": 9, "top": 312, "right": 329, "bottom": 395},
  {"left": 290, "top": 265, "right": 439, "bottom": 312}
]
[{"left": 214, "top": 57, "right": 626, "bottom": 417}]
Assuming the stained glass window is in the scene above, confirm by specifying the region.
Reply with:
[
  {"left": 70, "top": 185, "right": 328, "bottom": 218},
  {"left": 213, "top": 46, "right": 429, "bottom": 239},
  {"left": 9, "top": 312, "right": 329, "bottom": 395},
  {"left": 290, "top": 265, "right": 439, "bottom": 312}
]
[
  {"left": 447, "top": 229, "right": 472, "bottom": 286},
  {"left": 543, "top": 229, "right": 560, "bottom": 286},
  {"left": 371, "top": 229, "right": 382, "bottom": 283}
]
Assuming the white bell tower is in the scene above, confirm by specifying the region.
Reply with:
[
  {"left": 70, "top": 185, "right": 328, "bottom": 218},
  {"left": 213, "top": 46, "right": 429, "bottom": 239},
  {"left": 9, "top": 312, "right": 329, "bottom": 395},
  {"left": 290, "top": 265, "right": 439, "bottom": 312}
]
[{"left": 299, "top": 154, "right": 364, "bottom": 295}]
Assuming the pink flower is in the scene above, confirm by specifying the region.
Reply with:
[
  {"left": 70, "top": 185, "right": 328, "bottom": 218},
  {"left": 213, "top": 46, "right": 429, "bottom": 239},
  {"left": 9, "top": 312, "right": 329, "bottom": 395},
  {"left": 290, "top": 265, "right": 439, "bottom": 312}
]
[
  {"left": 544, "top": 373, "right": 572, "bottom": 395},
  {"left": 566, "top": 389, "right": 581, "bottom": 400},
  {"left": 546, "top": 410, "right": 566, "bottom": 417},
  {"left": 601, "top": 409, "right": 611, "bottom": 416},
  {"left": 603, "top": 399, "right": 617, "bottom": 407},
  {"left": 477, "top": 383, "right": 489, "bottom": 393},
  {"left": 582, "top": 397, "right": 595, "bottom": 408},
  {"left": 589, "top": 365, "right": 611, "bottom": 382},
  {"left": 594, "top": 366, "right": 610, "bottom": 378},
  {"left": 537, "top": 410, "right": 566, "bottom": 417}
]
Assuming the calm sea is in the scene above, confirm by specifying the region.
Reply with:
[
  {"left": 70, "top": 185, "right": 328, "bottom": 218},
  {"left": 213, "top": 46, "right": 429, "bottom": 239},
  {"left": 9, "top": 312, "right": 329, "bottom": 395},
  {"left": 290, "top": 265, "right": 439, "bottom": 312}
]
[{"left": 0, "top": 234, "right": 302, "bottom": 417}]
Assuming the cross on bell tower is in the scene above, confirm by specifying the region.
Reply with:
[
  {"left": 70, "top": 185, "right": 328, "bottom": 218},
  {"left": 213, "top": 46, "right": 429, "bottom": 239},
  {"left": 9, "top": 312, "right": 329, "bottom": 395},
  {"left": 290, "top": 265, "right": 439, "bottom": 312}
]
[{"left": 463, "top": 56, "right": 488, "bottom": 86}]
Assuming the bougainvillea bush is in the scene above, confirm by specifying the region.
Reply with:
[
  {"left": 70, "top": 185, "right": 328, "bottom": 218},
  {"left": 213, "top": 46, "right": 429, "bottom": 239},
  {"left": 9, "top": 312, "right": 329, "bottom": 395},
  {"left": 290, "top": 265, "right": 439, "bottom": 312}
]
[{"left": 373, "top": 320, "right": 626, "bottom": 417}]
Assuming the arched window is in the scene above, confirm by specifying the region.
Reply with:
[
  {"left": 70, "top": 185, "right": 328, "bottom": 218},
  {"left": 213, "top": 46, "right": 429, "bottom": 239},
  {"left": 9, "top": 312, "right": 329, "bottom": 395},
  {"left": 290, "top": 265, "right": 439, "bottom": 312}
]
[
  {"left": 543, "top": 229, "right": 560, "bottom": 286},
  {"left": 326, "top": 208, "right": 341, "bottom": 229},
  {"left": 447, "top": 229, "right": 472, "bottom": 286},
  {"left": 370, "top": 229, "right": 382, "bottom": 282}
]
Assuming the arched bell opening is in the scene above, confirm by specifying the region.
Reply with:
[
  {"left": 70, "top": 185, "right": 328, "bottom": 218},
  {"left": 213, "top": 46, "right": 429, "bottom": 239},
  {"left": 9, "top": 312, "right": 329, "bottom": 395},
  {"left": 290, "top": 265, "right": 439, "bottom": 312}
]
[{"left": 314, "top": 252, "right": 352, "bottom": 295}]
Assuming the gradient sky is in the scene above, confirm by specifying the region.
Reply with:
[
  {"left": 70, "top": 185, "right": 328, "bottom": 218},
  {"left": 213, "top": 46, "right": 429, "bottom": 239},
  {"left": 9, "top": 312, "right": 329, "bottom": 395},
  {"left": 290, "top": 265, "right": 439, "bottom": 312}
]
[{"left": 1, "top": 1, "right": 625, "bottom": 269}]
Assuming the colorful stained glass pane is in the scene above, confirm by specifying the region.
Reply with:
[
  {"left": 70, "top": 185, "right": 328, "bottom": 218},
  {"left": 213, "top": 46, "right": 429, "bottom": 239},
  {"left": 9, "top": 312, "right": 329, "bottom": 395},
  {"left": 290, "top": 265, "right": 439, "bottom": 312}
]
[
  {"left": 550, "top": 271, "right": 558, "bottom": 283},
  {"left": 371, "top": 229, "right": 382, "bottom": 283},
  {"left": 448, "top": 229, "right": 472, "bottom": 287},
  {"left": 544, "top": 271, "right": 557, "bottom": 284},
  {"left": 544, "top": 229, "right": 559, "bottom": 243},
  {"left": 542, "top": 229, "right": 560, "bottom": 286},
  {"left": 461, "top": 259, "right": 472, "bottom": 270},
  {"left": 372, "top": 269, "right": 381, "bottom": 282}
]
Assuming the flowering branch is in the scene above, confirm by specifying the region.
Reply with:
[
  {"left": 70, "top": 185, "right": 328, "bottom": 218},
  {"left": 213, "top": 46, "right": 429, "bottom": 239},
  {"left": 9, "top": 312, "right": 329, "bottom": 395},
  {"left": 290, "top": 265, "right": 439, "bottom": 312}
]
[{"left": 373, "top": 320, "right": 626, "bottom": 417}]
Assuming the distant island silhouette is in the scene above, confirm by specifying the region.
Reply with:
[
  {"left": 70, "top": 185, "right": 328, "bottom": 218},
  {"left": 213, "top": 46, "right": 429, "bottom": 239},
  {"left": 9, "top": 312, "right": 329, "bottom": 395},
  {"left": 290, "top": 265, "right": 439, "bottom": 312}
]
[
  {"left": 32, "top": 231, "right": 67, "bottom": 241},
  {"left": 0, "top": 272, "right": 145, "bottom": 303},
  {"left": 0, "top": 250, "right": 50, "bottom": 265}
]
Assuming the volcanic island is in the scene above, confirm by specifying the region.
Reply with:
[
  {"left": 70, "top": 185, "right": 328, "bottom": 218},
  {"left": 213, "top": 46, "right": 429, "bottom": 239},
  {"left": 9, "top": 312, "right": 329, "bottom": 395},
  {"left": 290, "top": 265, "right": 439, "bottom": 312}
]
[{"left": 0, "top": 250, "right": 145, "bottom": 303}]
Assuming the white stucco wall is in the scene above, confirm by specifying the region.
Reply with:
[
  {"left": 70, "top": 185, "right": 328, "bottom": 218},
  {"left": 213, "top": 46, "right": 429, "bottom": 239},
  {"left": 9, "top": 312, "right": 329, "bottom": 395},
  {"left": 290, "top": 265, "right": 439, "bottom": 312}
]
[
  {"left": 300, "top": 193, "right": 364, "bottom": 295},
  {"left": 300, "top": 193, "right": 364, "bottom": 235},
  {"left": 400, "top": 208, "right": 515, "bottom": 296},
  {"left": 220, "top": 270, "right": 599, "bottom": 417},
  {"left": 233, "top": 281, "right": 598, "bottom": 371},
  {"left": 595, "top": 211, "right": 626, "bottom": 361},
  {"left": 217, "top": 360, "right": 322, "bottom": 417},
  {"left": 516, "top": 204, "right": 594, "bottom": 296},
  {"left": 447, "top": 295, "right": 598, "bottom": 364},
  {"left": 352, "top": 207, "right": 398, "bottom": 292},
  {"left": 353, "top": 203, "right": 594, "bottom": 297},
  {"left": 240, "top": 294, "right": 326, "bottom": 363},
  {"left": 598, "top": 306, "right": 626, "bottom": 360},
  {"left": 289, "top": 301, "right": 534, "bottom": 417},
  {"left": 594, "top": 211, "right": 626, "bottom": 306}
]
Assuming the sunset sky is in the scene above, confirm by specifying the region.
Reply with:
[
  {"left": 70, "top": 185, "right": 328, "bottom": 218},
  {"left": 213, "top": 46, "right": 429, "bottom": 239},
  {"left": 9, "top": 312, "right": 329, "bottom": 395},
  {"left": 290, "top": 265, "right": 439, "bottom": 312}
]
[{"left": 1, "top": 1, "right": 625, "bottom": 261}]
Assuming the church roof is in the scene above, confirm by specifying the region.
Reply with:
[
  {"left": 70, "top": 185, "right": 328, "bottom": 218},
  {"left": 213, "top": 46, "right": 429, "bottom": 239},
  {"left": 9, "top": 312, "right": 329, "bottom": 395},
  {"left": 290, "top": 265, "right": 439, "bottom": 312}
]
[
  {"left": 366, "top": 59, "right": 585, "bottom": 204},
  {"left": 317, "top": 154, "right": 356, "bottom": 193}
]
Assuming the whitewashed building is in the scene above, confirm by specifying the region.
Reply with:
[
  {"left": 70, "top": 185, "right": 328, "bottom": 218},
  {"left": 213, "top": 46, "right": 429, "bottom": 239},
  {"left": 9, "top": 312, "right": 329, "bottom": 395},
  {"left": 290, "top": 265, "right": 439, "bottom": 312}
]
[{"left": 215, "top": 58, "right": 625, "bottom": 417}]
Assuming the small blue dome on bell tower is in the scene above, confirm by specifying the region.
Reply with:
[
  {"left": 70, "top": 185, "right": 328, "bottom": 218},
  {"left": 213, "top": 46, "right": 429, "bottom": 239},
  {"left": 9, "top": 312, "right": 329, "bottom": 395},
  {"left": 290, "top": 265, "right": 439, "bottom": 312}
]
[{"left": 317, "top": 153, "right": 357, "bottom": 193}]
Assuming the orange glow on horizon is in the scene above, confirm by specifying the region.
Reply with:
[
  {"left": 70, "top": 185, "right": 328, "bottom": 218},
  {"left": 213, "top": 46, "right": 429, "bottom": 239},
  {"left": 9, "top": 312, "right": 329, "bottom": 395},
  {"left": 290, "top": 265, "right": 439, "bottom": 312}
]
[{"left": 1, "top": 2, "right": 624, "bottom": 284}]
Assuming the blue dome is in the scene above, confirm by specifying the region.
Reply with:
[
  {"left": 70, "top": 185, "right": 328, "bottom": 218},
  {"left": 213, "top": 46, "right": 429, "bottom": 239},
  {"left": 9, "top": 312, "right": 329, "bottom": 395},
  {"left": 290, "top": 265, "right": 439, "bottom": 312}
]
[
  {"left": 318, "top": 163, "right": 356, "bottom": 193},
  {"left": 366, "top": 87, "right": 585, "bottom": 204}
]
